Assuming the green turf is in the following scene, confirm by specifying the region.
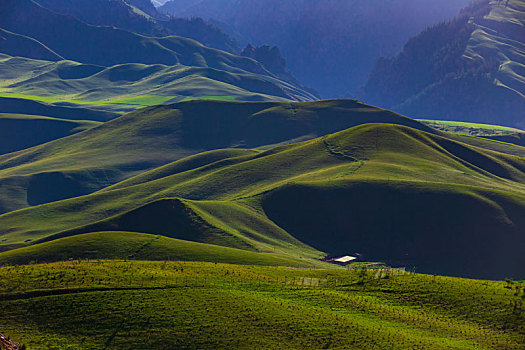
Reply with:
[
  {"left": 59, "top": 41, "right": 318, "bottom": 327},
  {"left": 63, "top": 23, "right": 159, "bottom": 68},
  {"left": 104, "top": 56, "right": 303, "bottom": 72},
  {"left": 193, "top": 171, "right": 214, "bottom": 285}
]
[
  {"left": 1, "top": 120, "right": 525, "bottom": 278},
  {"left": 0, "top": 232, "right": 311, "bottom": 267},
  {"left": 0, "top": 261, "right": 522, "bottom": 349}
]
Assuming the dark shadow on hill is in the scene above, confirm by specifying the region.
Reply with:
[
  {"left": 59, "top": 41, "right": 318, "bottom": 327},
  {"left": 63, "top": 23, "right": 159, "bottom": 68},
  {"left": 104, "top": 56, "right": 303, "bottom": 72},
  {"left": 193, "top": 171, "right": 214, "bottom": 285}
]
[
  {"left": 27, "top": 171, "right": 118, "bottom": 206},
  {"left": 0, "top": 97, "right": 119, "bottom": 122},
  {"left": 43, "top": 198, "right": 254, "bottom": 251},
  {"left": 262, "top": 181, "right": 525, "bottom": 279}
]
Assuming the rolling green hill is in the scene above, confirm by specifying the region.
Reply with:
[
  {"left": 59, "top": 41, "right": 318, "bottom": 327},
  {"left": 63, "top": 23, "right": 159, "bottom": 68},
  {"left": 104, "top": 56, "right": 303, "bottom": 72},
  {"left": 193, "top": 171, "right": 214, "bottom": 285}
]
[
  {"left": 1, "top": 115, "right": 524, "bottom": 278},
  {"left": 418, "top": 119, "right": 525, "bottom": 148},
  {"left": 0, "top": 114, "right": 101, "bottom": 154},
  {"left": 0, "top": 261, "right": 522, "bottom": 349},
  {"left": 0, "top": 54, "right": 316, "bottom": 111},
  {"left": 418, "top": 119, "right": 525, "bottom": 136},
  {"left": 0, "top": 232, "right": 310, "bottom": 267},
  {"left": 0, "top": 99, "right": 430, "bottom": 213},
  {"left": 0, "top": 0, "right": 317, "bottom": 109}
]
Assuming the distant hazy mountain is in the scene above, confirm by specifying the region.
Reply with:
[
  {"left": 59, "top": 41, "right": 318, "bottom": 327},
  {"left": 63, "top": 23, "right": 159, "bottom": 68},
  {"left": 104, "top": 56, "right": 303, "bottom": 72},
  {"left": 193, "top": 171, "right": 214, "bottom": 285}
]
[
  {"left": 361, "top": 0, "right": 525, "bottom": 128},
  {"left": 0, "top": 0, "right": 258, "bottom": 70},
  {"left": 160, "top": 0, "right": 470, "bottom": 97},
  {"left": 33, "top": 0, "right": 240, "bottom": 53}
]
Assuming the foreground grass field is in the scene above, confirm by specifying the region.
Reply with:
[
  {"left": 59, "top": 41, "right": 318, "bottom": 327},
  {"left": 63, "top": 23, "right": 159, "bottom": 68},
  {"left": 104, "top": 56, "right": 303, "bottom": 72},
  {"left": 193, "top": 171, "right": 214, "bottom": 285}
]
[{"left": 0, "top": 261, "right": 523, "bottom": 349}]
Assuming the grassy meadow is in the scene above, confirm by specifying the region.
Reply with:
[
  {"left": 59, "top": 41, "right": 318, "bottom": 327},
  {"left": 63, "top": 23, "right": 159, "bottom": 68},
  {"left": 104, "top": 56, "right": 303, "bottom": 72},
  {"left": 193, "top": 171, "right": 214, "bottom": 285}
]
[{"left": 0, "top": 261, "right": 523, "bottom": 349}]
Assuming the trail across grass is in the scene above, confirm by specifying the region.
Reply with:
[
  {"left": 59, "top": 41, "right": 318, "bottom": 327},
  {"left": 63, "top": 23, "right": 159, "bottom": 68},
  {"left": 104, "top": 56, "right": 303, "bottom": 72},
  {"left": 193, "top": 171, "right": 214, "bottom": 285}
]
[{"left": 0, "top": 261, "right": 523, "bottom": 349}]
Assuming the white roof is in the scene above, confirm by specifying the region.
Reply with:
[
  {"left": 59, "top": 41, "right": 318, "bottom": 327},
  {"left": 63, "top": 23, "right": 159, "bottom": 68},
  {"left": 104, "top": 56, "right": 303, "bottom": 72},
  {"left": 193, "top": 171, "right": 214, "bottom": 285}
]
[{"left": 333, "top": 256, "right": 356, "bottom": 263}]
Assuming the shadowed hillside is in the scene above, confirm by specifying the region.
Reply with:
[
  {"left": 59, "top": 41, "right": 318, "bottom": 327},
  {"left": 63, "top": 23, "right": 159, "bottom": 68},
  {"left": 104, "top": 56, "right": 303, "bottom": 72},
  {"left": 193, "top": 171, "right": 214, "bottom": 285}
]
[
  {"left": 0, "top": 0, "right": 290, "bottom": 87},
  {"left": 361, "top": 0, "right": 525, "bottom": 128},
  {"left": 0, "top": 114, "right": 100, "bottom": 154},
  {"left": 33, "top": 0, "right": 241, "bottom": 53},
  {"left": 262, "top": 180, "right": 525, "bottom": 279},
  {"left": 159, "top": 0, "right": 468, "bottom": 97},
  {"left": 0, "top": 96, "right": 119, "bottom": 122},
  {"left": 0, "top": 28, "right": 63, "bottom": 61}
]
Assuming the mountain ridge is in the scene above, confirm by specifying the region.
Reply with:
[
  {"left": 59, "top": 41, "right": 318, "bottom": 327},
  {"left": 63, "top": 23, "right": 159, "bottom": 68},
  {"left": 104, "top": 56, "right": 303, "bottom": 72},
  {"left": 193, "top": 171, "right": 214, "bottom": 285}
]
[{"left": 361, "top": 0, "right": 525, "bottom": 127}]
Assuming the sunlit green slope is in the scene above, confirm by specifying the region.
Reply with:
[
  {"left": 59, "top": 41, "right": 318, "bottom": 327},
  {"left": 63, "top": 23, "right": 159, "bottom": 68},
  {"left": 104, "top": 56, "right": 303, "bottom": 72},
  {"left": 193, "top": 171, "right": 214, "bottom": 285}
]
[
  {"left": 1, "top": 120, "right": 524, "bottom": 278},
  {"left": 0, "top": 54, "right": 316, "bottom": 113},
  {"left": 0, "top": 99, "right": 428, "bottom": 213},
  {"left": 0, "top": 261, "right": 522, "bottom": 349},
  {"left": 0, "top": 232, "right": 310, "bottom": 267}
]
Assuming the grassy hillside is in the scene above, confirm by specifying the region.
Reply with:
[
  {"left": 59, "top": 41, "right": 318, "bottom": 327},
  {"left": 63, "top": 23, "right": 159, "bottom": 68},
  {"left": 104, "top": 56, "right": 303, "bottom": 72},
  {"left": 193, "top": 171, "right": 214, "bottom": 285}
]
[
  {"left": 0, "top": 261, "right": 522, "bottom": 349},
  {"left": 1, "top": 120, "right": 525, "bottom": 278},
  {"left": 0, "top": 0, "right": 318, "bottom": 110},
  {"left": 0, "top": 99, "right": 430, "bottom": 213},
  {"left": 0, "top": 54, "right": 315, "bottom": 112},
  {"left": 40, "top": 197, "right": 320, "bottom": 258},
  {"left": 0, "top": 114, "right": 100, "bottom": 154},
  {"left": 0, "top": 232, "right": 311, "bottom": 267},
  {"left": 419, "top": 119, "right": 525, "bottom": 148}
]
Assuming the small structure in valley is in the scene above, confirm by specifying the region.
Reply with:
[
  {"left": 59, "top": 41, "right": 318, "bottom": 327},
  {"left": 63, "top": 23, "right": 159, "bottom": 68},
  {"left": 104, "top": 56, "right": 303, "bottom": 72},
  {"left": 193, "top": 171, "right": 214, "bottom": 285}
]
[{"left": 322, "top": 255, "right": 358, "bottom": 266}]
